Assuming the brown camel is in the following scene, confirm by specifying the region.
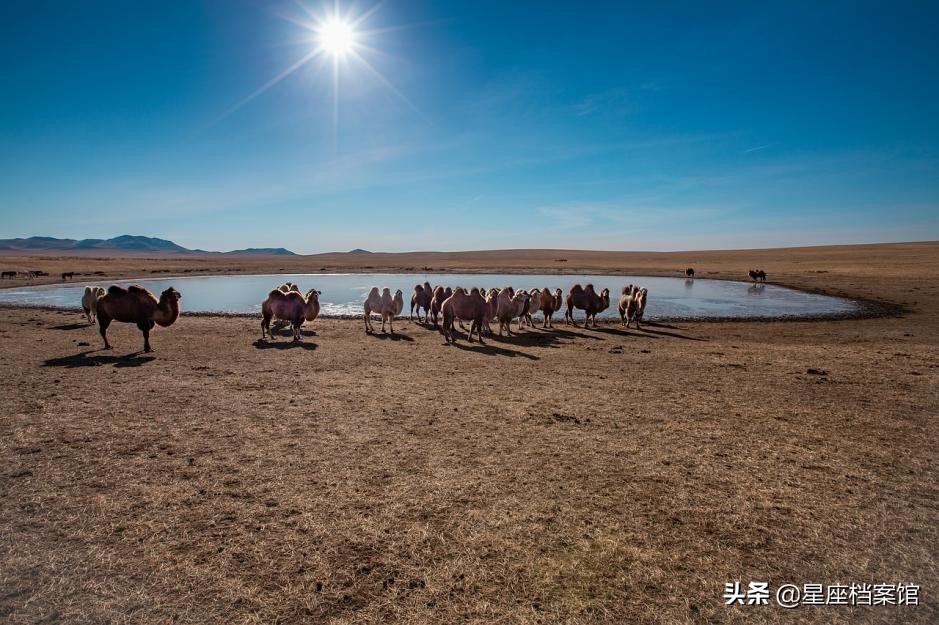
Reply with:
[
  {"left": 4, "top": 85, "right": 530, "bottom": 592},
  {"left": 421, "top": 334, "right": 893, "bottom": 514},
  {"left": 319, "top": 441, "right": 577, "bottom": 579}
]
[
  {"left": 96, "top": 285, "right": 181, "bottom": 352},
  {"left": 410, "top": 281, "right": 433, "bottom": 322},
  {"left": 685, "top": 267, "right": 695, "bottom": 278},
  {"left": 261, "top": 288, "right": 319, "bottom": 341},
  {"left": 429, "top": 285, "right": 453, "bottom": 327},
  {"left": 441, "top": 287, "right": 487, "bottom": 344},
  {"left": 564, "top": 284, "right": 610, "bottom": 328},
  {"left": 538, "top": 287, "right": 563, "bottom": 328}
]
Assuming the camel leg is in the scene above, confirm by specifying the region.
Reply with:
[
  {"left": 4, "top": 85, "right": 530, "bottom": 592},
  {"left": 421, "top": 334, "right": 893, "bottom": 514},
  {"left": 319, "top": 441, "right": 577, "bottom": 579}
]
[
  {"left": 98, "top": 317, "right": 112, "bottom": 350},
  {"left": 136, "top": 321, "right": 152, "bottom": 353}
]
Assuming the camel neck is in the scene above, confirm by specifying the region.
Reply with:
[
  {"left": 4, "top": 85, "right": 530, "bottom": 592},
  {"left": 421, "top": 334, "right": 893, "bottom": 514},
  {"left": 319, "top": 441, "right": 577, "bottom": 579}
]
[{"left": 154, "top": 295, "right": 180, "bottom": 327}]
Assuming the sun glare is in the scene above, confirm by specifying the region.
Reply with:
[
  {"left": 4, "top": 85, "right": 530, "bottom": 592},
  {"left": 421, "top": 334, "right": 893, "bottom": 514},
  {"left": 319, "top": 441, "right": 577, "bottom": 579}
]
[{"left": 319, "top": 19, "right": 355, "bottom": 56}]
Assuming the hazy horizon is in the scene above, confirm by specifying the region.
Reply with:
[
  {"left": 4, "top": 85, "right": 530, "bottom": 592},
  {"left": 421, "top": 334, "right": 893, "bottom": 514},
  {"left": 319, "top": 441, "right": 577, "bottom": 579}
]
[{"left": 2, "top": 1, "right": 938, "bottom": 254}]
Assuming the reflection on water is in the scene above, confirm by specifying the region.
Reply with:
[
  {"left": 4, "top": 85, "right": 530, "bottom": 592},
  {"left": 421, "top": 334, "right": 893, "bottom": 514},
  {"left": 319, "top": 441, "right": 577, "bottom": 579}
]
[{"left": 0, "top": 272, "right": 859, "bottom": 320}]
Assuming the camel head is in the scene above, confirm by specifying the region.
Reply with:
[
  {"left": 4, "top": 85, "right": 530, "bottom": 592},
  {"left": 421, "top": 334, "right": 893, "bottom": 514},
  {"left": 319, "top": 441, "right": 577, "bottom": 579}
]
[
  {"left": 305, "top": 289, "right": 320, "bottom": 302},
  {"left": 161, "top": 287, "right": 182, "bottom": 303}
]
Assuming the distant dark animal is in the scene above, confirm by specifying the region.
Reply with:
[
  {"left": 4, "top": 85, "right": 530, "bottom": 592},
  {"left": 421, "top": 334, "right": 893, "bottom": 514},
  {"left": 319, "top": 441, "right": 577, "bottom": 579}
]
[
  {"left": 685, "top": 268, "right": 695, "bottom": 278},
  {"left": 32, "top": 270, "right": 47, "bottom": 277},
  {"left": 0, "top": 271, "right": 15, "bottom": 279},
  {"left": 96, "top": 285, "right": 181, "bottom": 352},
  {"left": 748, "top": 269, "right": 767, "bottom": 282},
  {"left": 564, "top": 284, "right": 611, "bottom": 328},
  {"left": 61, "top": 272, "right": 74, "bottom": 280}
]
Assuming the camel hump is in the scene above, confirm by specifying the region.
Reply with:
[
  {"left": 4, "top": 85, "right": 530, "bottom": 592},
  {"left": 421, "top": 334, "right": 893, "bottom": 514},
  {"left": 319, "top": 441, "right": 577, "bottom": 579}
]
[
  {"left": 267, "top": 288, "right": 287, "bottom": 299},
  {"left": 570, "top": 284, "right": 583, "bottom": 294},
  {"left": 107, "top": 285, "right": 128, "bottom": 297},
  {"left": 128, "top": 285, "right": 150, "bottom": 296}
]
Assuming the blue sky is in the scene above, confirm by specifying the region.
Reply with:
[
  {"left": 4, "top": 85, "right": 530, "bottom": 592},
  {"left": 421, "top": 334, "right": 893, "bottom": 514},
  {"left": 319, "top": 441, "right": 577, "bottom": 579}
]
[{"left": 1, "top": 1, "right": 937, "bottom": 253}]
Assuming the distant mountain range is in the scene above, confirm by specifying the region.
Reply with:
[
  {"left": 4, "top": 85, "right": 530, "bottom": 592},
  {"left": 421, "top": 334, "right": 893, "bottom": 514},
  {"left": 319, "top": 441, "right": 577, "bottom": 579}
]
[{"left": 0, "top": 235, "right": 296, "bottom": 256}]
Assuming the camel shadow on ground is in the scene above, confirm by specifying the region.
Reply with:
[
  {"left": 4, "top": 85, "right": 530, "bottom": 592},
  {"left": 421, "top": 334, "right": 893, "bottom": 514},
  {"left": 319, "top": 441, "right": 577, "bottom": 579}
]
[
  {"left": 488, "top": 326, "right": 576, "bottom": 350},
  {"left": 591, "top": 326, "right": 652, "bottom": 339},
  {"left": 549, "top": 327, "right": 605, "bottom": 341},
  {"left": 639, "top": 325, "right": 707, "bottom": 341},
  {"left": 268, "top": 327, "right": 317, "bottom": 338},
  {"left": 253, "top": 339, "right": 318, "bottom": 350},
  {"left": 366, "top": 331, "right": 415, "bottom": 342},
  {"left": 50, "top": 322, "right": 92, "bottom": 331},
  {"left": 42, "top": 350, "right": 156, "bottom": 368},
  {"left": 447, "top": 339, "right": 540, "bottom": 360}
]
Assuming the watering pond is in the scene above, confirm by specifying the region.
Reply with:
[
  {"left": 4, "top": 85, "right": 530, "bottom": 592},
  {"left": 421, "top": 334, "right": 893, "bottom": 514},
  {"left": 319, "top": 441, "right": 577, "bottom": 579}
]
[{"left": 0, "top": 273, "right": 860, "bottom": 320}]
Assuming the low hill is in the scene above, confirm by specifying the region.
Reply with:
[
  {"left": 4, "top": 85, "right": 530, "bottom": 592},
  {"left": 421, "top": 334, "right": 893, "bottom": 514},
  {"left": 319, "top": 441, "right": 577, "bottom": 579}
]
[{"left": 0, "top": 236, "right": 296, "bottom": 256}]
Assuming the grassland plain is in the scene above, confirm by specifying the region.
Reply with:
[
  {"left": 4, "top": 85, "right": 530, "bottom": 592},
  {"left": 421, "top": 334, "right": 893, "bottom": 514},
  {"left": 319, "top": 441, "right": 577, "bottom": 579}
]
[{"left": 1, "top": 242, "right": 937, "bottom": 624}]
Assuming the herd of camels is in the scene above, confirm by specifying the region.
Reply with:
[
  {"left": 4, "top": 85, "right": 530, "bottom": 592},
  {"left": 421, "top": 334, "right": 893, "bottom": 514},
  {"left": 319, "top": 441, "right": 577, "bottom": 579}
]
[{"left": 77, "top": 267, "right": 769, "bottom": 351}]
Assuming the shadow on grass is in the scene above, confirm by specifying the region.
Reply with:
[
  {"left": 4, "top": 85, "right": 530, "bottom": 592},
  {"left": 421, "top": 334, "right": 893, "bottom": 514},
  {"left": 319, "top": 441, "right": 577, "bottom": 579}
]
[
  {"left": 252, "top": 339, "right": 318, "bottom": 350},
  {"left": 42, "top": 351, "right": 156, "bottom": 368}
]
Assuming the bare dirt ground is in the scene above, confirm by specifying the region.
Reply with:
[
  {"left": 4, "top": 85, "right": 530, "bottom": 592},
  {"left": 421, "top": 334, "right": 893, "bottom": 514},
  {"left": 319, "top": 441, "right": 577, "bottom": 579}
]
[{"left": 1, "top": 242, "right": 937, "bottom": 624}]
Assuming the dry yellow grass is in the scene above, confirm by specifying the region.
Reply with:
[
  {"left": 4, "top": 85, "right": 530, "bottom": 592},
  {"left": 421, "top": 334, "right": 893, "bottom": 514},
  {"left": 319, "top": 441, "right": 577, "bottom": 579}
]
[{"left": 1, "top": 242, "right": 937, "bottom": 624}]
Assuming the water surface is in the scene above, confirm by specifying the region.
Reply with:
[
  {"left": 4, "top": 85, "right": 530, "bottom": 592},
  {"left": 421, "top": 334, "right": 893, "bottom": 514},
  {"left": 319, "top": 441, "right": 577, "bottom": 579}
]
[{"left": 0, "top": 273, "right": 859, "bottom": 320}]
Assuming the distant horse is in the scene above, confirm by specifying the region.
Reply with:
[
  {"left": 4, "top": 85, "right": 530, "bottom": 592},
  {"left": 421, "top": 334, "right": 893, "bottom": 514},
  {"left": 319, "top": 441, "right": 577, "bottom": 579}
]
[
  {"left": 685, "top": 267, "right": 695, "bottom": 279},
  {"left": 61, "top": 272, "right": 74, "bottom": 280},
  {"left": 0, "top": 271, "right": 15, "bottom": 279},
  {"left": 748, "top": 269, "right": 767, "bottom": 282}
]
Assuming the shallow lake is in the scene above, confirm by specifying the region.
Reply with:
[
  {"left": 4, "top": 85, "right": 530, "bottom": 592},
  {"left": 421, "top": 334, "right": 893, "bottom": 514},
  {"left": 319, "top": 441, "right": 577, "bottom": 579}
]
[{"left": 0, "top": 273, "right": 860, "bottom": 320}]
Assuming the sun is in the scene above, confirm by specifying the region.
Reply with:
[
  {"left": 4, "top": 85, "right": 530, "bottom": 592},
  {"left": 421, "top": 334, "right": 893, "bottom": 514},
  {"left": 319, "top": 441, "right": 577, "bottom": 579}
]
[{"left": 318, "top": 18, "right": 355, "bottom": 57}]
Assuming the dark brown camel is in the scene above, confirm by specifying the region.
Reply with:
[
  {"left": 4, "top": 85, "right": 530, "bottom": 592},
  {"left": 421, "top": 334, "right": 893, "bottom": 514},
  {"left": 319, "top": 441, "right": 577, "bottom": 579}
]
[
  {"left": 96, "top": 285, "right": 181, "bottom": 352},
  {"left": 564, "top": 284, "right": 611, "bottom": 328},
  {"left": 410, "top": 281, "right": 433, "bottom": 322},
  {"left": 429, "top": 285, "right": 453, "bottom": 327},
  {"left": 536, "top": 287, "right": 561, "bottom": 328},
  {"left": 261, "top": 289, "right": 318, "bottom": 341},
  {"left": 685, "top": 268, "right": 695, "bottom": 278}
]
